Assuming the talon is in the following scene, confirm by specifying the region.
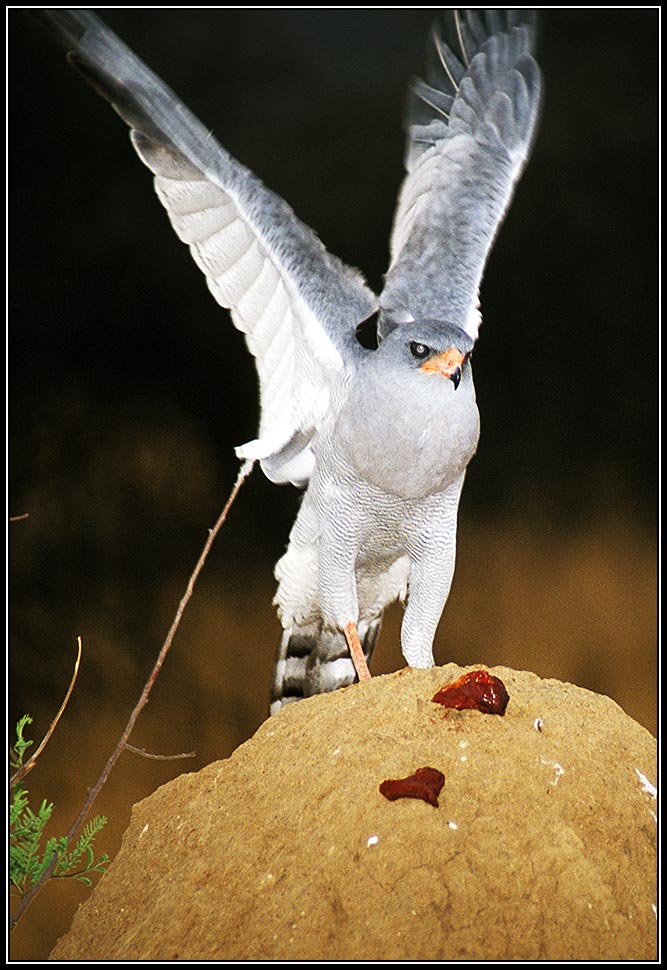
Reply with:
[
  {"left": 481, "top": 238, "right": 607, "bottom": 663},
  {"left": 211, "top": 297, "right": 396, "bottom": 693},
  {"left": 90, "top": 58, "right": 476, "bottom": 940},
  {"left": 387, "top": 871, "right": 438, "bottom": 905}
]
[{"left": 345, "top": 622, "right": 372, "bottom": 682}]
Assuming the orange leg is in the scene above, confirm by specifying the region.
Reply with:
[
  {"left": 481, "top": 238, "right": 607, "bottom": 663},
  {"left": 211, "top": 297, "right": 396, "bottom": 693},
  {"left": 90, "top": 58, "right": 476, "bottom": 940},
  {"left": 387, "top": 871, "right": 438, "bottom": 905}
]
[{"left": 345, "top": 622, "right": 372, "bottom": 682}]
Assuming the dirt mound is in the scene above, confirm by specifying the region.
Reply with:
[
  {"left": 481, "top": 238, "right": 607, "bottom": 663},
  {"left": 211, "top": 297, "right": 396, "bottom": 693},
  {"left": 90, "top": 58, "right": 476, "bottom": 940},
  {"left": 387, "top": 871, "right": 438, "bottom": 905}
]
[{"left": 50, "top": 665, "right": 657, "bottom": 961}]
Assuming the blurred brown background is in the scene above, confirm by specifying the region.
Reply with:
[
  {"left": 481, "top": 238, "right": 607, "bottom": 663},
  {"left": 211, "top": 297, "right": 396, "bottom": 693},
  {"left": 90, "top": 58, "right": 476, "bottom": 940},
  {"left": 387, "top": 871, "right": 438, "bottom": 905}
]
[{"left": 9, "top": 9, "right": 657, "bottom": 960}]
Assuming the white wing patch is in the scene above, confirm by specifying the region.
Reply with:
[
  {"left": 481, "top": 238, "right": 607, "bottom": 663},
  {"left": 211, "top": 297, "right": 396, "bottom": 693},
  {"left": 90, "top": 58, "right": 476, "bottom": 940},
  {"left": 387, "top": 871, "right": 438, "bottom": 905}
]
[{"left": 134, "top": 134, "right": 345, "bottom": 483}]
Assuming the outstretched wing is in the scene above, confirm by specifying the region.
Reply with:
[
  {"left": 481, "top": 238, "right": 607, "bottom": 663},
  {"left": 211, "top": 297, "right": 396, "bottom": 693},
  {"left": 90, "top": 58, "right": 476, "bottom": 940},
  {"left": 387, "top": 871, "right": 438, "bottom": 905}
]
[
  {"left": 35, "top": 10, "right": 377, "bottom": 485},
  {"left": 380, "top": 9, "right": 542, "bottom": 341}
]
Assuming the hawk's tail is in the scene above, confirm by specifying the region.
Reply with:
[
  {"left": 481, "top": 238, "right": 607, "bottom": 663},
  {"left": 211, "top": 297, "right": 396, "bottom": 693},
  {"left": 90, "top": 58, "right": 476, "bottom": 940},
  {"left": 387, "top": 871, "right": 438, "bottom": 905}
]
[{"left": 269, "top": 618, "right": 382, "bottom": 716}]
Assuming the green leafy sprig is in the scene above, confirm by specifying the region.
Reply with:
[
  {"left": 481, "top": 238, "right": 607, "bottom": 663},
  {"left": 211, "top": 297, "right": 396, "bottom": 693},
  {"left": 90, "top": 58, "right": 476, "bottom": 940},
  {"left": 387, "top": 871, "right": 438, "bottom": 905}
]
[{"left": 10, "top": 716, "right": 109, "bottom": 896}]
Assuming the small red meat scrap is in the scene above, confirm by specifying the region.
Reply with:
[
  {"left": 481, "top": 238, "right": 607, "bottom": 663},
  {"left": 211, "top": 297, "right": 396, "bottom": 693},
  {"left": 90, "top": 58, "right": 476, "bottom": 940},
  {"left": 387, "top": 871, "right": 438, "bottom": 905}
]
[
  {"left": 432, "top": 669, "right": 509, "bottom": 715},
  {"left": 379, "top": 766, "right": 445, "bottom": 807}
]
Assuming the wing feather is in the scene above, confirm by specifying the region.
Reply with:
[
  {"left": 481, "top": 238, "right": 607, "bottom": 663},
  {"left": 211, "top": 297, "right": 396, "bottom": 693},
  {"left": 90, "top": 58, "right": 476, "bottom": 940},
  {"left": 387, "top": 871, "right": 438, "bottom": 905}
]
[
  {"left": 381, "top": 10, "right": 542, "bottom": 341},
  {"left": 35, "top": 9, "right": 377, "bottom": 485}
]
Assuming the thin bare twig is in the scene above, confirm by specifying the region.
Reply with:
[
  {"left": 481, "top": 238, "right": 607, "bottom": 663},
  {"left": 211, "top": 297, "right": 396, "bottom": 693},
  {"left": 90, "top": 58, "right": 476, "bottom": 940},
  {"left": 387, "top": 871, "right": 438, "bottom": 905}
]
[
  {"left": 125, "top": 744, "right": 196, "bottom": 761},
  {"left": 9, "top": 513, "right": 30, "bottom": 522},
  {"left": 11, "top": 637, "right": 83, "bottom": 787},
  {"left": 9, "top": 458, "right": 255, "bottom": 931}
]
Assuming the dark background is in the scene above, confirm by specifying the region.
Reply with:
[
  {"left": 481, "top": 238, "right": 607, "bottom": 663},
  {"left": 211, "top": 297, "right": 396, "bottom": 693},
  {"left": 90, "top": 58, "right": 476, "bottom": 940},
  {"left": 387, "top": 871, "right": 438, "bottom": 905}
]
[{"left": 9, "top": 9, "right": 657, "bottom": 959}]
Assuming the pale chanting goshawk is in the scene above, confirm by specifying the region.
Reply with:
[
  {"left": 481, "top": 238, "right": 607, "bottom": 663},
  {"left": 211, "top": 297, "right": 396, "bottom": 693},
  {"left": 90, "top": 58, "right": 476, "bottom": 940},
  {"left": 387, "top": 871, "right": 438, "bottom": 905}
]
[{"left": 33, "top": 10, "right": 543, "bottom": 714}]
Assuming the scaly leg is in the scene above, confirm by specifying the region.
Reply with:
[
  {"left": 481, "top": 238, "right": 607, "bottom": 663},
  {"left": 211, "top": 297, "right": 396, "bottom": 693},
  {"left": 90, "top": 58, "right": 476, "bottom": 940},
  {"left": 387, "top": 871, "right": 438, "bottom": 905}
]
[{"left": 345, "top": 622, "right": 372, "bottom": 682}]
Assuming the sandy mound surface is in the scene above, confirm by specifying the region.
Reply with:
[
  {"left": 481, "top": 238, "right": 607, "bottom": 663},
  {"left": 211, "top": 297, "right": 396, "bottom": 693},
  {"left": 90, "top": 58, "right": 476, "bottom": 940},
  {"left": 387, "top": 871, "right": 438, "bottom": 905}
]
[{"left": 50, "top": 665, "right": 657, "bottom": 961}]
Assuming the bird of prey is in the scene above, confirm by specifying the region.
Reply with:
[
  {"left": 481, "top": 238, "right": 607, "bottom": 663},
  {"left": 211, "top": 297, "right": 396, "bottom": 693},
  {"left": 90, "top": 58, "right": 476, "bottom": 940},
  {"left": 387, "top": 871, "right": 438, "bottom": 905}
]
[{"left": 32, "top": 10, "right": 542, "bottom": 714}]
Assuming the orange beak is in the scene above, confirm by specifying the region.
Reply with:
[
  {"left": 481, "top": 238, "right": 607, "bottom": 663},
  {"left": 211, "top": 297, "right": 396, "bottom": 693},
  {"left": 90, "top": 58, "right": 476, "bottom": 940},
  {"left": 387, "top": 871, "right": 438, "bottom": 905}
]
[{"left": 420, "top": 347, "right": 467, "bottom": 389}]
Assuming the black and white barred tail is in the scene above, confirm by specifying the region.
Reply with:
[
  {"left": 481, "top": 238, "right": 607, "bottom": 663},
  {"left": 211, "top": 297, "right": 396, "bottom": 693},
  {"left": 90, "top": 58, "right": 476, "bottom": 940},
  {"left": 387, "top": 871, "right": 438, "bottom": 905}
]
[{"left": 269, "top": 618, "right": 382, "bottom": 715}]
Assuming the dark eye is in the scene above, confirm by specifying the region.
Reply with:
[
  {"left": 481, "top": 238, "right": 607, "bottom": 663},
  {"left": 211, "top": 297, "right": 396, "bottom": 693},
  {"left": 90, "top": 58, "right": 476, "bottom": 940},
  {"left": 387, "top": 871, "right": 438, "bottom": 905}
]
[{"left": 409, "top": 341, "right": 430, "bottom": 359}]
